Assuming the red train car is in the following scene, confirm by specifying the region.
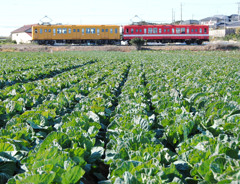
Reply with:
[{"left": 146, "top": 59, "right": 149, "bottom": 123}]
[{"left": 122, "top": 24, "right": 209, "bottom": 45}]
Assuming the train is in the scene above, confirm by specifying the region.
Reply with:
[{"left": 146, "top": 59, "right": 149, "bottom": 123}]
[{"left": 32, "top": 24, "right": 209, "bottom": 45}]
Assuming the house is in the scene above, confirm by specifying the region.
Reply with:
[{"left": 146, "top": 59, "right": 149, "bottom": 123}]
[
  {"left": 181, "top": 20, "right": 199, "bottom": 25},
  {"left": 200, "top": 17, "right": 221, "bottom": 28},
  {"left": 11, "top": 24, "right": 36, "bottom": 44}
]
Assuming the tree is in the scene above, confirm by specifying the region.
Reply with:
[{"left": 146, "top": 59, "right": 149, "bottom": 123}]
[{"left": 130, "top": 38, "right": 146, "bottom": 50}]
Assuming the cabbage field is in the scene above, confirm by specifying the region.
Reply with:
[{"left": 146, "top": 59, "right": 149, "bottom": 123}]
[{"left": 0, "top": 51, "right": 240, "bottom": 184}]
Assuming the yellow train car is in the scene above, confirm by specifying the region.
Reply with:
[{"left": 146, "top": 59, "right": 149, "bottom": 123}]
[{"left": 32, "top": 24, "right": 120, "bottom": 45}]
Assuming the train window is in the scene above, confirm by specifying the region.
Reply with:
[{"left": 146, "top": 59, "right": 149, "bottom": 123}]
[
  {"left": 191, "top": 29, "right": 194, "bottom": 32},
  {"left": 153, "top": 28, "right": 157, "bottom": 34},
  {"left": 176, "top": 28, "right": 180, "bottom": 34},
  {"left": 40, "top": 29, "right": 42, "bottom": 34},
  {"left": 53, "top": 29, "right": 56, "bottom": 34},
  {"left": 102, "top": 29, "right": 104, "bottom": 32},
  {"left": 167, "top": 29, "right": 170, "bottom": 32},
  {"left": 82, "top": 28, "right": 84, "bottom": 34},
  {"left": 91, "top": 28, "right": 95, "bottom": 34},
  {"left": 115, "top": 28, "right": 118, "bottom": 33},
  {"left": 35, "top": 29, "right": 37, "bottom": 33},
  {"left": 73, "top": 29, "right": 76, "bottom": 32},
  {"left": 139, "top": 29, "right": 142, "bottom": 33},
  {"left": 126, "top": 29, "right": 128, "bottom": 33},
  {"left": 164, "top": 29, "right": 166, "bottom": 33},
  {"left": 45, "top": 29, "right": 47, "bottom": 32},
  {"left": 144, "top": 29, "right": 147, "bottom": 34},
  {"left": 69, "top": 29, "right": 71, "bottom": 34},
  {"left": 62, "top": 28, "right": 67, "bottom": 34},
  {"left": 106, "top": 29, "right": 108, "bottom": 32},
  {"left": 181, "top": 28, "right": 185, "bottom": 33},
  {"left": 110, "top": 29, "right": 113, "bottom": 33},
  {"left": 49, "top": 29, "right": 51, "bottom": 32},
  {"left": 97, "top": 29, "right": 100, "bottom": 34},
  {"left": 136, "top": 29, "right": 138, "bottom": 33},
  {"left": 200, "top": 28, "right": 202, "bottom": 33},
  {"left": 148, "top": 28, "right": 152, "bottom": 34},
  {"left": 195, "top": 29, "right": 198, "bottom": 32},
  {"left": 172, "top": 28, "right": 175, "bottom": 34},
  {"left": 159, "top": 28, "right": 162, "bottom": 33},
  {"left": 131, "top": 29, "right": 134, "bottom": 33},
  {"left": 57, "top": 28, "right": 61, "bottom": 34},
  {"left": 204, "top": 28, "right": 207, "bottom": 33},
  {"left": 187, "top": 28, "right": 189, "bottom": 34},
  {"left": 77, "top": 29, "right": 80, "bottom": 32},
  {"left": 86, "top": 28, "right": 90, "bottom": 34}
]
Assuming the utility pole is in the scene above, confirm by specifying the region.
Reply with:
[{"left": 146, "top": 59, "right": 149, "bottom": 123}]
[
  {"left": 180, "top": 3, "right": 183, "bottom": 24},
  {"left": 172, "top": 9, "right": 174, "bottom": 24}
]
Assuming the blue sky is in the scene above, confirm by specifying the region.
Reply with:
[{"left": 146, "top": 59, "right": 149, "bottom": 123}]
[{"left": 0, "top": 0, "right": 238, "bottom": 36}]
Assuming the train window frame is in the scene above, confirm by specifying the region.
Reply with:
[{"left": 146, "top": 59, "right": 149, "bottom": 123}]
[
  {"left": 77, "top": 29, "right": 80, "bottom": 32},
  {"left": 131, "top": 28, "right": 134, "bottom": 33},
  {"left": 115, "top": 28, "right": 118, "bottom": 33},
  {"left": 153, "top": 28, "right": 157, "bottom": 34},
  {"left": 69, "top": 29, "right": 71, "bottom": 34},
  {"left": 200, "top": 28, "right": 202, "bottom": 33},
  {"left": 53, "top": 29, "right": 56, "bottom": 34},
  {"left": 204, "top": 28, "right": 207, "bottom": 33},
  {"left": 139, "top": 29, "right": 142, "bottom": 33},
  {"left": 176, "top": 28, "right": 180, "bottom": 34},
  {"left": 102, "top": 29, "right": 104, "bottom": 32},
  {"left": 40, "top": 29, "right": 43, "bottom": 34},
  {"left": 172, "top": 28, "right": 175, "bottom": 34},
  {"left": 35, "top": 29, "right": 37, "bottom": 33},
  {"left": 148, "top": 28, "right": 153, "bottom": 34},
  {"left": 82, "top": 28, "right": 84, "bottom": 34},
  {"left": 164, "top": 29, "right": 166, "bottom": 33},
  {"left": 181, "top": 28, "right": 185, "bottom": 34},
  {"left": 49, "top": 29, "right": 51, "bottom": 32},
  {"left": 136, "top": 29, "right": 138, "bottom": 33},
  {"left": 105, "top": 29, "right": 108, "bottom": 32},
  {"left": 144, "top": 28, "right": 147, "bottom": 34},
  {"left": 73, "top": 29, "right": 76, "bottom": 32},
  {"left": 45, "top": 29, "right": 47, "bottom": 33},
  {"left": 62, "top": 28, "right": 67, "bottom": 34},
  {"left": 110, "top": 28, "right": 113, "bottom": 33},
  {"left": 191, "top": 29, "right": 194, "bottom": 33},
  {"left": 126, "top": 29, "right": 129, "bottom": 33},
  {"left": 195, "top": 29, "right": 198, "bottom": 32},
  {"left": 187, "top": 28, "right": 189, "bottom": 34},
  {"left": 57, "top": 28, "right": 61, "bottom": 34},
  {"left": 91, "top": 28, "right": 95, "bottom": 34},
  {"left": 167, "top": 29, "right": 170, "bottom": 32},
  {"left": 86, "top": 28, "right": 90, "bottom": 34},
  {"left": 159, "top": 28, "right": 162, "bottom": 33},
  {"left": 97, "top": 28, "right": 100, "bottom": 34}
]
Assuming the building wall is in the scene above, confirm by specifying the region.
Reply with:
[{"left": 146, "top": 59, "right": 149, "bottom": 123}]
[
  {"left": 11, "top": 32, "right": 32, "bottom": 44},
  {"left": 209, "top": 28, "right": 235, "bottom": 37}
]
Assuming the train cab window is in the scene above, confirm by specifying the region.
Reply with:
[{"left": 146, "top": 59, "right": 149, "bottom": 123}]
[
  {"left": 77, "top": 29, "right": 80, "bottom": 32},
  {"left": 49, "top": 29, "right": 51, "bottom": 32},
  {"left": 110, "top": 29, "right": 113, "bottom": 33},
  {"left": 204, "top": 28, "right": 207, "bottom": 33},
  {"left": 69, "top": 29, "right": 71, "bottom": 34},
  {"left": 91, "top": 28, "right": 95, "bottom": 34},
  {"left": 153, "top": 28, "right": 157, "bottom": 34},
  {"left": 181, "top": 28, "right": 185, "bottom": 34},
  {"left": 97, "top": 29, "right": 100, "bottom": 34},
  {"left": 200, "top": 28, "right": 202, "bottom": 33},
  {"left": 86, "top": 28, "right": 90, "bottom": 34},
  {"left": 102, "top": 29, "right": 104, "bottom": 32},
  {"left": 62, "top": 28, "right": 67, "bottom": 34},
  {"left": 35, "top": 29, "right": 37, "bottom": 33},
  {"left": 159, "top": 28, "right": 162, "bottom": 33},
  {"left": 136, "top": 29, "right": 138, "bottom": 33},
  {"left": 176, "top": 28, "right": 180, "bottom": 34},
  {"left": 148, "top": 28, "right": 152, "bottom": 34},
  {"left": 73, "top": 29, "right": 76, "bottom": 32},
  {"left": 82, "top": 28, "right": 84, "bottom": 34},
  {"left": 187, "top": 28, "right": 189, "bottom": 34},
  {"left": 105, "top": 29, "right": 108, "bottom": 32},
  {"left": 115, "top": 28, "right": 118, "bottom": 33},
  {"left": 144, "top": 28, "right": 147, "bottom": 34},
  {"left": 139, "top": 29, "right": 142, "bottom": 33},
  {"left": 45, "top": 29, "right": 47, "bottom": 33},
  {"left": 131, "top": 29, "right": 134, "bottom": 33},
  {"left": 40, "top": 29, "right": 42, "bottom": 34},
  {"left": 172, "top": 28, "right": 175, "bottom": 34}
]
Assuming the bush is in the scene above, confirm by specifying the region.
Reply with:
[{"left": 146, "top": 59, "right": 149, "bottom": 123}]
[{"left": 130, "top": 38, "right": 146, "bottom": 50}]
